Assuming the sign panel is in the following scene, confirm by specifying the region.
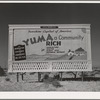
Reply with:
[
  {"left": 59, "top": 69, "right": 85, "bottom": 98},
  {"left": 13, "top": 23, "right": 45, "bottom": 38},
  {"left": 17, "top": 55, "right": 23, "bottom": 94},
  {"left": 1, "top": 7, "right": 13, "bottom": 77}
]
[{"left": 13, "top": 28, "right": 88, "bottom": 61}]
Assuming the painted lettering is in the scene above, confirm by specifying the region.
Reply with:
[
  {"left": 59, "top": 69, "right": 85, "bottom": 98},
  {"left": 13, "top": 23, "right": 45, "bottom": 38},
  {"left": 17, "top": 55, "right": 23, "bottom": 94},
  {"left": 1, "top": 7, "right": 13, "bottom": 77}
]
[
  {"left": 22, "top": 39, "right": 29, "bottom": 46},
  {"left": 22, "top": 34, "right": 53, "bottom": 46},
  {"left": 46, "top": 41, "right": 61, "bottom": 46}
]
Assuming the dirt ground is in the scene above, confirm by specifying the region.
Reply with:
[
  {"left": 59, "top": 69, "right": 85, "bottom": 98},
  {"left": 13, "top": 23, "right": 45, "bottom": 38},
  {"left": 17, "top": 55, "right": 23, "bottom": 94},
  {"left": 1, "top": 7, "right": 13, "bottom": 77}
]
[{"left": 0, "top": 73, "right": 100, "bottom": 91}]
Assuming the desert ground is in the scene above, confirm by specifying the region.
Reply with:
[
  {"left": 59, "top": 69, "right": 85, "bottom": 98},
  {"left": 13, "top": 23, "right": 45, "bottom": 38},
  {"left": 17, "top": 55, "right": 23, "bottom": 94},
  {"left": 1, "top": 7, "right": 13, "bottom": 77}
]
[{"left": 0, "top": 70, "right": 100, "bottom": 91}]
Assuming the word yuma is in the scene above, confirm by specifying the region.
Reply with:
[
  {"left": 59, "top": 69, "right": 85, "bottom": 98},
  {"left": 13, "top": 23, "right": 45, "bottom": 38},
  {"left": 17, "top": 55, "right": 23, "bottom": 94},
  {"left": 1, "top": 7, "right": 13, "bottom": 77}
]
[{"left": 23, "top": 34, "right": 54, "bottom": 46}]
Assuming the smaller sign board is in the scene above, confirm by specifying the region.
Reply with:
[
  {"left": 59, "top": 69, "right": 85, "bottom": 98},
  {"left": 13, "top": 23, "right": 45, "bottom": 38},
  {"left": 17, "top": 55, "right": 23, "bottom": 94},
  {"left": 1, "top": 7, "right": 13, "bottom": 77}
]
[{"left": 14, "top": 45, "right": 26, "bottom": 61}]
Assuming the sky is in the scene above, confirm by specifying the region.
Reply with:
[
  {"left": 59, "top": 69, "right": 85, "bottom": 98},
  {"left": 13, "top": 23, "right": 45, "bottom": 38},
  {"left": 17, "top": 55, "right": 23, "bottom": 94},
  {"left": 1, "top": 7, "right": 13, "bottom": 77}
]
[{"left": 0, "top": 3, "right": 100, "bottom": 68}]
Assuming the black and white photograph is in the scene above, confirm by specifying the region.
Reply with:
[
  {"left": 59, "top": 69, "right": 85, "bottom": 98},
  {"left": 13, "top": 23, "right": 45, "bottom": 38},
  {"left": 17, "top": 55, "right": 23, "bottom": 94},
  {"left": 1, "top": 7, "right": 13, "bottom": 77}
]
[{"left": 0, "top": 2, "right": 100, "bottom": 96}]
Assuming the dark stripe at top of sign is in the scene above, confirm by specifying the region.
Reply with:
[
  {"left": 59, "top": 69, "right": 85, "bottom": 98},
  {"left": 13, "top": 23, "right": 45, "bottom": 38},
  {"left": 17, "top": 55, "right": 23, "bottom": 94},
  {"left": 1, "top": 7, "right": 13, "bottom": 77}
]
[{"left": 40, "top": 26, "right": 58, "bottom": 29}]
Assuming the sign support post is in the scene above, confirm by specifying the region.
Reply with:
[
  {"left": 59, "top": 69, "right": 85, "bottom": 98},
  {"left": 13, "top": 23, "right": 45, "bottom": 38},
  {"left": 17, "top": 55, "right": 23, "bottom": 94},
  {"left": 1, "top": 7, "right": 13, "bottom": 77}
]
[{"left": 17, "top": 73, "right": 19, "bottom": 82}]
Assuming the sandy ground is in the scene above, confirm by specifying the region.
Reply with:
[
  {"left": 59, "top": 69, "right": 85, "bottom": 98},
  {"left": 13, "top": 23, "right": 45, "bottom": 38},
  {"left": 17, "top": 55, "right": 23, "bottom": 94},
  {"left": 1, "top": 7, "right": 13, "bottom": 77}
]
[{"left": 0, "top": 73, "right": 100, "bottom": 91}]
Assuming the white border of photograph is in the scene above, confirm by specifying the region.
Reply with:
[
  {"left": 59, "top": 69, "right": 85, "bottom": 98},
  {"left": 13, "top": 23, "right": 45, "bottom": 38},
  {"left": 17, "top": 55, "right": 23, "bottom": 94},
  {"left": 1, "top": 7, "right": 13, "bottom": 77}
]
[
  {"left": 0, "top": 0, "right": 100, "bottom": 99},
  {"left": 0, "top": 92, "right": 100, "bottom": 99}
]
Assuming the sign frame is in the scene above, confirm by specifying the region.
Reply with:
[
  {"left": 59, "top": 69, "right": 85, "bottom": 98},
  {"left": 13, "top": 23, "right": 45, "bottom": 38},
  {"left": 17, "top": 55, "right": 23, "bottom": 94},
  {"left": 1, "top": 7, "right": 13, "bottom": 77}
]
[{"left": 8, "top": 24, "right": 92, "bottom": 72}]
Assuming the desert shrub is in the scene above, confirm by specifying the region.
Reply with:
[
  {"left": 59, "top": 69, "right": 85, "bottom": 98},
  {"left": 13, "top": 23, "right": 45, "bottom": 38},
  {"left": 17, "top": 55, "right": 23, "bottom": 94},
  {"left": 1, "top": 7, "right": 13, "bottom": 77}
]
[
  {"left": 0, "top": 66, "right": 5, "bottom": 76},
  {"left": 54, "top": 74, "right": 60, "bottom": 80},
  {"left": 43, "top": 74, "right": 49, "bottom": 80},
  {"left": 52, "top": 80, "right": 62, "bottom": 88},
  {"left": 5, "top": 77, "right": 10, "bottom": 82},
  {"left": 43, "top": 74, "right": 62, "bottom": 88}
]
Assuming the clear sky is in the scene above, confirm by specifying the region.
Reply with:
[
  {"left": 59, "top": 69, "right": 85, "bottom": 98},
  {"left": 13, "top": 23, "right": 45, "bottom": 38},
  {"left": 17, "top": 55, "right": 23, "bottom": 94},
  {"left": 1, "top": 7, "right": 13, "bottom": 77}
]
[{"left": 0, "top": 3, "right": 100, "bottom": 68}]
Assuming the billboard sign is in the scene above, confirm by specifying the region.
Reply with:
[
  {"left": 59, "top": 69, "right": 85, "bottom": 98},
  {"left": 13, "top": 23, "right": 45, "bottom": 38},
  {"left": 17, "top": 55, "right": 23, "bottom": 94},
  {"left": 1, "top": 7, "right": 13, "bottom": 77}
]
[{"left": 8, "top": 24, "right": 92, "bottom": 72}]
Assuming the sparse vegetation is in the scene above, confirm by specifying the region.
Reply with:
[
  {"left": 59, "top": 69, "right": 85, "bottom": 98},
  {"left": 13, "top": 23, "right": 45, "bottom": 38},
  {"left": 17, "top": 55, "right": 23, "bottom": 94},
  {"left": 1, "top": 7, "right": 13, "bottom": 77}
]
[
  {"left": 5, "top": 77, "right": 10, "bottom": 82},
  {"left": 43, "top": 74, "right": 62, "bottom": 88},
  {"left": 0, "top": 66, "right": 6, "bottom": 76},
  {"left": 0, "top": 66, "right": 99, "bottom": 91}
]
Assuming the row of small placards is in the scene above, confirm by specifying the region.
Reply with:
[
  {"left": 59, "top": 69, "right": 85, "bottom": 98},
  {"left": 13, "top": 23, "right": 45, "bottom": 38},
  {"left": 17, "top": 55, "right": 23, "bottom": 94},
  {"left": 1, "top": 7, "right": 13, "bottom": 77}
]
[{"left": 14, "top": 45, "right": 26, "bottom": 61}]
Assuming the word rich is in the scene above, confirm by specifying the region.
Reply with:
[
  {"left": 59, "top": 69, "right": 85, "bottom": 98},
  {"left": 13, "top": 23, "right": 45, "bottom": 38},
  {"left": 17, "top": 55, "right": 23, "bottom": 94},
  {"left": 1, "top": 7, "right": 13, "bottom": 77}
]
[
  {"left": 46, "top": 41, "right": 61, "bottom": 46},
  {"left": 22, "top": 34, "right": 61, "bottom": 46}
]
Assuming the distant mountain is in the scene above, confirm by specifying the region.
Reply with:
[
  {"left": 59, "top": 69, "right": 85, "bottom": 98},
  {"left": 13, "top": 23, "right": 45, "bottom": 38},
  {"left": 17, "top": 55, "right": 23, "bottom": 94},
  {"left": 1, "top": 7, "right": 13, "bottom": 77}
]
[{"left": 75, "top": 47, "right": 86, "bottom": 52}]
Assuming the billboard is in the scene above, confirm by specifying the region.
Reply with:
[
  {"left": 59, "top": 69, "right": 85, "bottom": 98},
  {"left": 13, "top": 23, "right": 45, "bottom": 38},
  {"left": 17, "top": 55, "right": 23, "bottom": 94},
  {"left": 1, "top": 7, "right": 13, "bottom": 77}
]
[{"left": 8, "top": 24, "right": 92, "bottom": 72}]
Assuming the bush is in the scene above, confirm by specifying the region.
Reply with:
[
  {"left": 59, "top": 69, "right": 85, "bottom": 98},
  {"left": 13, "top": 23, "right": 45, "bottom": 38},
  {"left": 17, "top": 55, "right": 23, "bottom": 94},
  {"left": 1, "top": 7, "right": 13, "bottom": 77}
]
[
  {"left": 5, "top": 77, "right": 10, "bottom": 82},
  {"left": 43, "top": 74, "right": 62, "bottom": 88},
  {"left": 0, "top": 66, "right": 5, "bottom": 76}
]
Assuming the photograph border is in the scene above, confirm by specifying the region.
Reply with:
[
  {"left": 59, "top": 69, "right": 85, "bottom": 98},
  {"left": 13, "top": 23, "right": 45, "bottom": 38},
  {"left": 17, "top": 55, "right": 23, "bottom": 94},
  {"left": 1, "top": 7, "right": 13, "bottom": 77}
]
[{"left": 0, "top": 0, "right": 100, "bottom": 99}]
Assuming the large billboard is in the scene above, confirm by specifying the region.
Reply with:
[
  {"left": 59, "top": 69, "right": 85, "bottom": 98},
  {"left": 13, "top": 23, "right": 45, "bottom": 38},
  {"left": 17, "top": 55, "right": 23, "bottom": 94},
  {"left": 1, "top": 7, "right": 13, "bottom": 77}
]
[{"left": 8, "top": 24, "right": 92, "bottom": 72}]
